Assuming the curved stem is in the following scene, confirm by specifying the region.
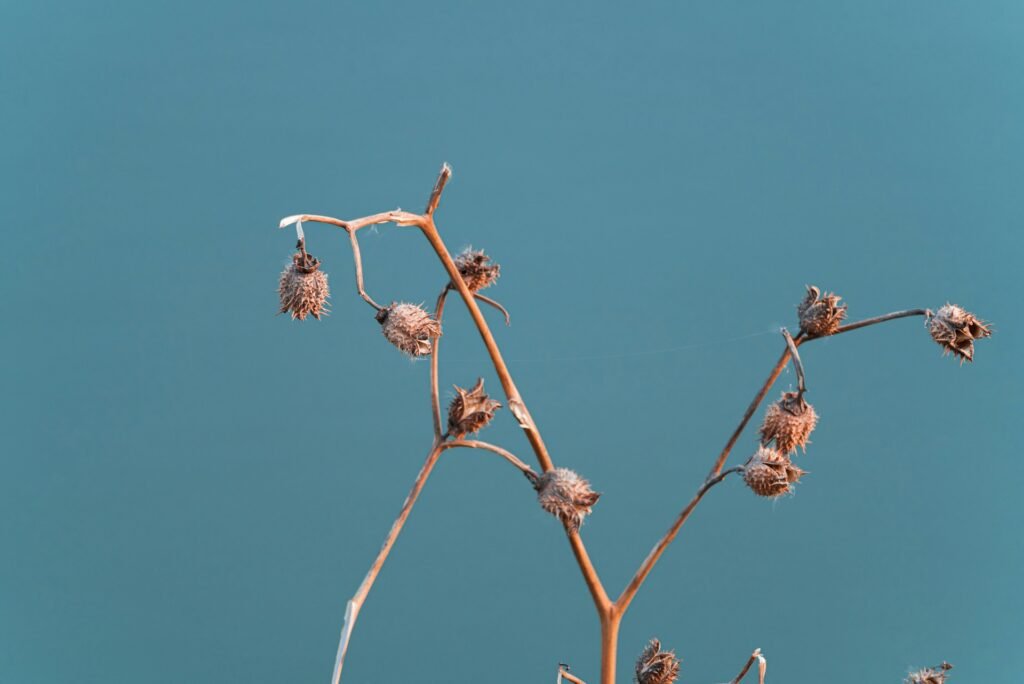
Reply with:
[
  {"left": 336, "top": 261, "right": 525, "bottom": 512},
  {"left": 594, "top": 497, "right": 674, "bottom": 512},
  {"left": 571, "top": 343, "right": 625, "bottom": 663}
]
[
  {"left": 331, "top": 441, "right": 444, "bottom": 684},
  {"left": 828, "top": 308, "right": 930, "bottom": 336},
  {"left": 615, "top": 467, "right": 743, "bottom": 614},
  {"left": 781, "top": 328, "right": 805, "bottom": 396},
  {"left": 347, "top": 229, "right": 384, "bottom": 311},
  {"left": 431, "top": 286, "right": 452, "bottom": 439},
  {"left": 730, "top": 648, "right": 765, "bottom": 684},
  {"left": 443, "top": 439, "right": 538, "bottom": 481},
  {"left": 558, "top": 666, "right": 588, "bottom": 684},
  {"left": 473, "top": 292, "right": 511, "bottom": 325}
]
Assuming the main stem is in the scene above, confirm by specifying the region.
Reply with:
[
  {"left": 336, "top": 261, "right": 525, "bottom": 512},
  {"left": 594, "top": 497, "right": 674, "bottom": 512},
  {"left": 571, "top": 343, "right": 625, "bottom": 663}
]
[{"left": 416, "top": 215, "right": 612, "bottom": 614}]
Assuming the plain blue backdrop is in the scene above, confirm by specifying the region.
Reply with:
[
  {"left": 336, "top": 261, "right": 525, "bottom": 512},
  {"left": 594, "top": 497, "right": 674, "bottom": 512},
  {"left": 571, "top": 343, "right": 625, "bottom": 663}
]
[{"left": 2, "top": 1, "right": 1021, "bottom": 682}]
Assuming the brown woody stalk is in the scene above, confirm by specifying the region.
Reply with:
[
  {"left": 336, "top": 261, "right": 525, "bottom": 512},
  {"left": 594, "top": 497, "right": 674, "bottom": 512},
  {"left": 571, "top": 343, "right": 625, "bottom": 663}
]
[
  {"left": 286, "top": 167, "right": 943, "bottom": 684},
  {"left": 730, "top": 649, "right": 767, "bottom": 684}
]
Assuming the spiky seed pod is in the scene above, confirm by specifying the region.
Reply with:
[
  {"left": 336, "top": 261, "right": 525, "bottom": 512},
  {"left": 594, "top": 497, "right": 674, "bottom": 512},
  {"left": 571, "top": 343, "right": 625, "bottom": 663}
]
[
  {"left": 797, "top": 285, "right": 847, "bottom": 336},
  {"left": 447, "top": 378, "right": 502, "bottom": 438},
  {"left": 634, "top": 639, "right": 681, "bottom": 684},
  {"left": 534, "top": 468, "right": 600, "bottom": 531},
  {"left": 453, "top": 248, "right": 500, "bottom": 292},
  {"left": 905, "top": 662, "right": 953, "bottom": 684},
  {"left": 278, "top": 252, "right": 330, "bottom": 320},
  {"left": 927, "top": 304, "right": 991, "bottom": 363},
  {"left": 743, "top": 446, "right": 806, "bottom": 497},
  {"left": 759, "top": 391, "right": 819, "bottom": 454},
  {"left": 376, "top": 303, "right": 442, "bottom": 357}
]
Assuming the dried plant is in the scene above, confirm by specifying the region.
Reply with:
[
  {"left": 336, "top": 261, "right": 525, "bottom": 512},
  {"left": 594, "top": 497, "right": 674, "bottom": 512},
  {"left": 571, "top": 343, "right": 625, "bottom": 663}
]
[
  {"left": 273, "top": 165, "right": 991, "bottom": 684},
  {"left": 277, "top": 241, "right": 329, "bottom": 320},
  {"left": 928, "top": 304, "right": 992, "bottom": 362},
  {"left": 447, "top": 377, "right": 502, "bottom": 439},
  {"left": 453, "top": 247, "right": 500, "bottom": 292},
  {"left": 634, "top": 639, "right": 680, "bottom": 684},
  {"left": 797, "top": 285, "right": 847, "bottom": 336},
  {"left": 535, "top": 468, "right": 601, "bottom": 531},
  {"left": 906, "top": 662, "right": 953, "bottom": 684}
]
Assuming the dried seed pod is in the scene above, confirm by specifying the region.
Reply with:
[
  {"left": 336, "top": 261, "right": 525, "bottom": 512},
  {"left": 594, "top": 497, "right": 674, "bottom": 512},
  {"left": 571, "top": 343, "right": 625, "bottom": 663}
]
[
  {"left": 376, "top": 303, "right": 442, "bottom": 357},
  {"left": 743, "top": 446, "right": 805, "bottom": 497},
  {"left": 905, "top": 662, "right": 952, "bottom": 684},
  {"left": 759, "top": 391, "right": 819, "bottom": 454},
  {"left": 535, "top": 468, "right": 600, "bottom": 531},
  {"left": 453, "top": 248, "right": 500, "bottom": 292},
  {"left": 797, "top": 285, "right": 847, "bottom": 336},
  {"left": 927, "top": 304, "right": 991, "bottom": 363},
  {"left": 634, "top": 639, "right": 680, "bottom": 684},
  {"left": 278, "top": 251, "right": 330, "bottom": 320},
  {"left": 447, "top": 378, "right": 502, "bottom": 438}
]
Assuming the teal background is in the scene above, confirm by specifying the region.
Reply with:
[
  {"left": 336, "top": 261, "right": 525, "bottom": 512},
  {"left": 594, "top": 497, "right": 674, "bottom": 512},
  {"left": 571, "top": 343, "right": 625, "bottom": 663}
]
[{"left": 2, "top": 1, "right": 1021, "bottom": 682}]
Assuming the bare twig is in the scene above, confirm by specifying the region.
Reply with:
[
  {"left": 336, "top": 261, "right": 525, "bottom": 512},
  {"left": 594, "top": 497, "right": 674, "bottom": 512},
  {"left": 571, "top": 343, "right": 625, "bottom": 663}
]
[
  {"left": 730, "top": 648, "right": 766, "bottom": 684},
  {"left": 558, "top": 664, "right": 588, "bottom": 684},
  {"left": 829, "top": 308, "right": 931, "bottom": 336},
  {"left": 331, "top": 442, "right": 444, "bottom": 684},
  {"left": 431, "top": 286, "right": 451, "bottom": 439},
  {"left": 781, "top": 328, "right": 805, "bottom": 397},
  {"left": 347, "top": 229, "right": 384, "bottom": 311},
  {"left": 474, "top": 292, "right": 511, "bottom": 325},
  {"left": 615, "top": 467, "right": 743, "bottom": 614},
  {"left": 425, "top": 162, "right": 452, "bottom": 216},
  {"left": 442, "top": 439, "right": 538, "bottom": 482}
]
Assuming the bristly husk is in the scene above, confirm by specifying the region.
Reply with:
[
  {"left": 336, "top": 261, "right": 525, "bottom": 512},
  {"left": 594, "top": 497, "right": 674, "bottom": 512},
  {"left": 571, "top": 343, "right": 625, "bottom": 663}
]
[
  {"left": 743, "top": 446, "right": 805, "bottom": 497},
  {"left": 634, "top": 639, "right": 680, "bottom": 684},
  {"left": 535, "top": 468, "right": 600, "bottom": 531},
  {"left": 376, "top": 303, "right": 442, "bottom": 357},
  {"left": 759, "top": 391, "right": 819, "bottom": 454},
  {"left": 447, "top": 378, "right": 502, "bottom": 438},
  {"left": 797, "top": 285, "right": 847, "bottom": 336},
  {"left": 453, "top": 248, "right": 500, "bottom": 292},
  {"left": 905, "top": 662, "right": 953, "bottom": 684},
  {"left": 927, "top": 304, "right": 991, "bottom": 363},
  {"left": 278, "top": 252, "right": 330, "bottom": 320}
]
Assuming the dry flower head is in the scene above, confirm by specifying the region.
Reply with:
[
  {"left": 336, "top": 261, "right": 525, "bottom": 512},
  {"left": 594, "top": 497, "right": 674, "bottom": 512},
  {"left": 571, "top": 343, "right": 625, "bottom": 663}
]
[
  {"left": 634, "top": 639, "right": 680, "bottom": 684},
  {"left": 278, "top": 251, "right": 330, "bottom": 321},
  {"left": 759, "top": 391, "right": 819, "bottom": 454},
  {"left": 376, "top": 303, "right": 442, "bottom": 357},
  {"left": 447, "top": 378, "right": 502, "bottom": 439},
  {"left": 905, "top": 662, "right": 952, "bottom": 684},
  {"left": 535, "top": 468, "right": 600, "bottom": 531},
  {"left": 743, "top": 446, "right": 806, "bottom": 497},
  {"left": 798, "top": 285, "right": 847, "bottom": 336},
  {"left": 927, "top": 304, "right": 991, "bottom": 363},
  {"left": 453, "top": 248, "right": 500, "bottom": 292}
]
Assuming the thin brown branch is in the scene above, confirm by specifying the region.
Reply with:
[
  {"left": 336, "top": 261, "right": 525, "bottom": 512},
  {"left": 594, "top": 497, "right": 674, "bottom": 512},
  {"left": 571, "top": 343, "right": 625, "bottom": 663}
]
[
  {"left": 781, "top": 328, "right": 805, "bottom": 396},
  {"left": 431, "top": 285, "right": 452, "bottom": 439},
  {"left": 828, "top": 308, "right": 931, "bottom": 336},
  {"left": 615, "top": 467, "right": 743, "bottom": 614},
  {"left": 279, "top": 211, "right": 424, "bottom": 233},
  {"left": 558, "top": 665, "right": 588, "bottom": 684},
  {"left": 331, "top": 442, "right": 444, "bottom": 684},
  {"left": 425, "top": 162, "right": 453, "bottom": 215},
  {"left": 730, "top": 648, "right": 765, "bottom": 684},
  {"left": 442, "top": 439, "right": 538, "bottom": 482},
  {"left": 347, "top": 229, "right": 384, "bottom": 311},
  {"left": 473, "top": 292, "right": 511, "bottom": 325},
  {"left": 416, "top": 213, "right": 611, "bottom": 614},
  {"left": 618, "top": 306, "right": 935, "bottom": 622},
  {"left": 706, "top": 332, "right": 805, "bottom": 481}
]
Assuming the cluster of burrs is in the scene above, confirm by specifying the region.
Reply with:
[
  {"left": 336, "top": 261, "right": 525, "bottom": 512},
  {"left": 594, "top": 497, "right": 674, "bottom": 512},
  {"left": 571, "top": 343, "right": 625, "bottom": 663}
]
[{"left": 742, "top": 286, "right": 991, "bottom": 499}]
